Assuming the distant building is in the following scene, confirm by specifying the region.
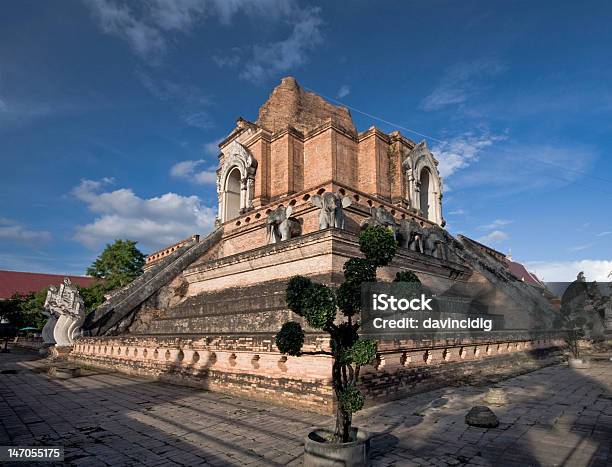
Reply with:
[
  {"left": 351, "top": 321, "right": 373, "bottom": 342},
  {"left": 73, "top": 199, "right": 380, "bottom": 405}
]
[{"left": 0, "top": 270, "right": 97, "bottom": 300}]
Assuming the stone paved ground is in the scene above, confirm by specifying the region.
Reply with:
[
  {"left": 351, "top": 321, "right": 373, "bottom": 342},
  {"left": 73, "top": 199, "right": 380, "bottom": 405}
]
[{"left": 1, "top": 347, "right": 611, "bottom": 467}]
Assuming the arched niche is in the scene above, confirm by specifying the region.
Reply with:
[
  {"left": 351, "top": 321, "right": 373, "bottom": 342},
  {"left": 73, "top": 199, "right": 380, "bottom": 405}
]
[
  {"left": 224, "top": 167, "right": 241, "bottom": 221},
  {"left": 403, "top": 140, "right": 444, "bottom": 225},
  {"left": 419, "top": 167, "right": 432, "bottom": 219},
  {"left": 217, "top": 141, "right": 258, "bottom": 223}
]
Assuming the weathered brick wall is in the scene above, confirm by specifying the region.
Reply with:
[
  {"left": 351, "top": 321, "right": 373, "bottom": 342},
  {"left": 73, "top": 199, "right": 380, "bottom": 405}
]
[
  {"left": 71, "top": 335, "right": 334, "bottom": 413},
  {"left": 70, "top": 336, "right": 564, "bottom": 415}
]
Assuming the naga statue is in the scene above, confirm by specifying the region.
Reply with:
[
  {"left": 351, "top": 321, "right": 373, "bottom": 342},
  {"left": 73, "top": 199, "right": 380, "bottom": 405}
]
[
  {"left": 43, "top": 278, "right": 86, "bottom": 347},
  {"left": 311, "top": 192, "right": 352, "bottom": 229}
]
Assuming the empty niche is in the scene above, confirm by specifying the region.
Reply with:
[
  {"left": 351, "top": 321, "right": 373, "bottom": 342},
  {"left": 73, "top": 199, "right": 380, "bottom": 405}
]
[
  {"left": 486, "top": 345, "right": 492, "bottom": 355},
  {"left": 229, "top": 353, "right": 237, "bottom": 367},
  {"left": 473, "top": 347, "right": 480, "bottom": 357},
  {"left": 164, "top": 350, "right": 171, "bottom": 361},
  {"left": 209, "top": 352, "right": 217, "bottom": 365},
  {"left": 134, "top": 348, "right": 139, "bottom": 357},
  {"left": 302, "top": 194, "right": 310, "bottom": 202},
  {"left": 104, "top": 346, "right": 108, "bottom": 354},
  {"left": 251, "top": 355, "right": 260, "bottom": 369},
  {"left": 153, "top": 349, "right": 159, "bottom": 360},
  {"left": 317, "top": 188, "right": 325, "bottom": 195},
  {"left": 177, "top": 350, "right": 184, "bottom": 363},
  {"left": 192, "top": 351, "right": 200, "bottom": 364},
  {"left": 142, "top": 349, "right": 148, "bottom": 359}
]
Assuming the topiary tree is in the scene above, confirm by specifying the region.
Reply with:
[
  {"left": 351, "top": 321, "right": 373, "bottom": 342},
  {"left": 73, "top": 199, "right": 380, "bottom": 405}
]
[{"left": 275, "top": 226, "right": 401, "bottom": 443}]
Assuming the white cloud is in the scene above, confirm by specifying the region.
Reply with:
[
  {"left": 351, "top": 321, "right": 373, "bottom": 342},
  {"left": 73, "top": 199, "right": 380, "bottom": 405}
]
[
  {"left": 443, "top": 141, "right": 598, "bottom": 195},
  {"left": 170, "top": 160, "right": 217, "bottom": 185},
  {"left": 72, "top": 178, "right": 216, "bottom": 250},
  {"left": 240, "top": 6, "right": 323, "bottom": 83},
  {"left": 525, "top": 260, "right": 612, "bottom": 282},
  {"left": 202, "top": 138, "right": 222, "bottom": 156},
  {"left": 85, "top": 0, "right": 167, "bottom": 59},
  {"left": 477, "top": 230, "right": 508, "bottom": 245},
  {"left": 421, "top": 59, "right": 506, "bottom": 111},
  {"left": 0, "top": 98, "right": 6, "bottom": 112},
  {"left": 596, "top": 231, "right": 612, "bottom": 237},
  {"left": 337, "top": 85, "right": 350, "bottom": 99},
  {"left": 0, "top": 218, "right": 51, "bottom": 243},
  {"left": 136, "top": 71, "right": 209, "bottom": 106},
  {"left": 432, "top": 132, "right": 505, "bottom": 178},
  {"left": 479, "top": 219, "right": 513, "bottom": 230},
  {"left": 567, "top": 243, "right": 593, "bottom": 252},
  {"left": 182, "top": 111, "right": 213, "bottom": 129},
  {"left": 136, "top": 71, "right": 213, "bottom": 128},
  {"left": 86, "top": 0, "right": 321, "bottom": 81},
  {"left": 448, "top": 209, "right": 465, "bottom": 215}
]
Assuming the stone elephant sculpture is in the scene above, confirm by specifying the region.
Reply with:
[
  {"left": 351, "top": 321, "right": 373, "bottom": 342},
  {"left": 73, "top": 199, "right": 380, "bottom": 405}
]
[
  {"left": 267, "top": 205, "right": 301, "bottom": 244},
  {"left": 423, "top": 225, "right": 449, "bottom": 260},
  {"left": 311, "top": 192, "right": 352, "bottom": 229},
  {"left": 399, "top": 218, "right": 425, "bottom": 253},
  {"left": 360, "top": 206, "right": 398, "bottom": 239}
]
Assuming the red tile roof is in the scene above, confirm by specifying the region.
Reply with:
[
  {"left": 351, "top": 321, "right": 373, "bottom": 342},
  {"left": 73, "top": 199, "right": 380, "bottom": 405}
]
[
  {"left": 0, "top": 270, "right": 98, "bottom": 299},
  {"left": 504, "top": 259, "right": 545, "bottom": 288}
]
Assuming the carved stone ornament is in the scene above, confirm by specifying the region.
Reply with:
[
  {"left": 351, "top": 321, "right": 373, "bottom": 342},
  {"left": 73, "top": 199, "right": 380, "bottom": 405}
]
[
  {"left": 217, "top": 140, "right": 258, "bottom": 222},
  {"left": 360, "top": 206, "right": 398, "bottom": 239},
  {"left": 266, "top": 205, "right": 301, "bottom": 244},
  {"left": 43, "top": 277, "right": 86, "bottom": 347},
  {"left": 311, "top": 192, "right": 352, "bottom": 230}
]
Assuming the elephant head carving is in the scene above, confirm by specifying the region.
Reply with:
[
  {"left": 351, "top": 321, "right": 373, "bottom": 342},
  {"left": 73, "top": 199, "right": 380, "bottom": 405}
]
[
  {"left": 311, "top": 192, "right": 352, "bottom": 230},
  {"left": 267, "top": 205, "right": 301, "bottom": 244},
  {"left": 361, "top": 206, "right": 398, "bottom": 239},
  {"left": 399, "top": 218, "right": 425, "bottom": 253},
  {"left": 423, "top": 225, "right": 449, "bottom": 260}
]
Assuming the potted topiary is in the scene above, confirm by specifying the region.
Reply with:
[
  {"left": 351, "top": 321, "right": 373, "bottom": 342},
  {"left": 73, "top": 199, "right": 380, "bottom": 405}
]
[
  {"left": 558, "top": 272, "right": 593, "bottom": 369},
  {"left": 275, "top": 226, "right": 406, "bottom": 466},
  {"left": 565, "top": 326, "right": 590, "bottom": 369}
]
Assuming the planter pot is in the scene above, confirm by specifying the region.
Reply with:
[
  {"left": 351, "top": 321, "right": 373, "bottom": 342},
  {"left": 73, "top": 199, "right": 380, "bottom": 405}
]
[
  {"left": 303, "top": 428, "right": 370, "bottom": 467},
  {"left": 568, "top": 358, "right": 590, "bottom": 369}
]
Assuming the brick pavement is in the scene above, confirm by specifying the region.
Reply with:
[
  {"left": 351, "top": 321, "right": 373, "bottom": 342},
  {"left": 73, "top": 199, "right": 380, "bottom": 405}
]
[{"left": 1, "top": 347, "right": 610, "bottom": 466}]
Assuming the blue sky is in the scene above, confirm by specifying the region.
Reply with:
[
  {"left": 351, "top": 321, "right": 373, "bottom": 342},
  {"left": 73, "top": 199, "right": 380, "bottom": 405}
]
[{"left": 1, "top": 0, "right": 611, "bottom": 281}]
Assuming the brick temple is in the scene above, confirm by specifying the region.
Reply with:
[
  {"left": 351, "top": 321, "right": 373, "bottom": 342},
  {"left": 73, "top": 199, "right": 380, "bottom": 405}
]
[{"left": 73, "top": 77, "right": 562, "bottom": 414}]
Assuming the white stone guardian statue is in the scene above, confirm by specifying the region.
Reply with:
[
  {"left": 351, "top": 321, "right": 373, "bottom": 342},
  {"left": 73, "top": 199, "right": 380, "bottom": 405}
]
[{"left": 43, "top": 278, "right": 86, "bottom": 348}]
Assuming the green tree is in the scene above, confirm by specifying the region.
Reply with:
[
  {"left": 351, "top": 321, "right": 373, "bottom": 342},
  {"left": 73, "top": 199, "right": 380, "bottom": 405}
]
[
  {"left": 275, "top": 226, "right": 420, "bottom": 443},
  {"left": 0, "top": 291, "right": 47, "bottom": 331},
  {"left": 77, "top": 283, "right": 109, "bottom": 315},
  {"left": 86, "top": 239, "right": 145, "bottom": 290}
]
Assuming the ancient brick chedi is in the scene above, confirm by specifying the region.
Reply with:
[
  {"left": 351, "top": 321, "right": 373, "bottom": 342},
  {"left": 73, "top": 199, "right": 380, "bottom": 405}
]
[{"left": 73, "top": 77, "right": 561, "bottom": 414}]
